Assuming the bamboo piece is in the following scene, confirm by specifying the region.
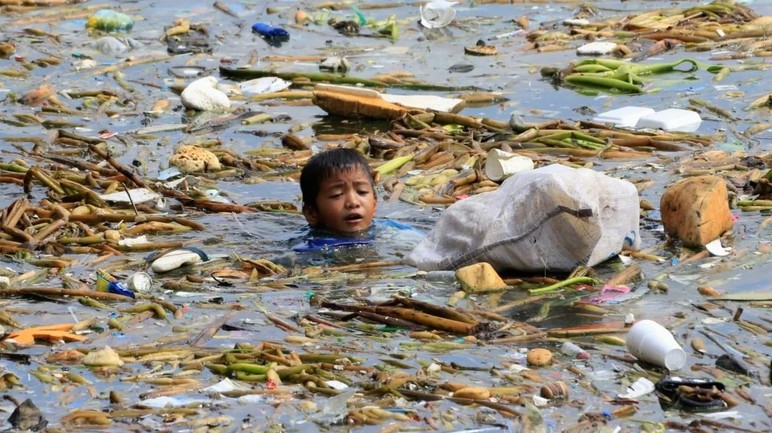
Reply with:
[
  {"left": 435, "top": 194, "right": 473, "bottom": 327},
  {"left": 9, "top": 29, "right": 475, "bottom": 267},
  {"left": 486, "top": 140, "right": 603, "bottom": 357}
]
[
  {"left": 3, "top": 197, "right": 29, "bottom": 228},
  {"left": 0, "top": 287, "right": 133, "bottom": 300},
  {"left": 393, "top": 296, "right": 480, "bottom": 325},
  {"left": 355, "top": 311, "right": 427, "bottom": 330},
  {"left": 322, "top": 301, "right": 479, "bottom": 335}
]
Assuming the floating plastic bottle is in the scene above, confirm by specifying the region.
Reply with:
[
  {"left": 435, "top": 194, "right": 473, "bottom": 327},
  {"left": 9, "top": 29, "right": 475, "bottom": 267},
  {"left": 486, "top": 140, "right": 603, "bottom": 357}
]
[
  {"left": 560, "top": 341, "right": 590, "bottom": 359},
  {"left": 86, "top": 10, "right": 134, "bottom": 33},
  {"left": 424, "top": 270, "right": 458, "bottom": 284},
  {"left": 251, "top": 23, "right": 290, "bottom": 41}
]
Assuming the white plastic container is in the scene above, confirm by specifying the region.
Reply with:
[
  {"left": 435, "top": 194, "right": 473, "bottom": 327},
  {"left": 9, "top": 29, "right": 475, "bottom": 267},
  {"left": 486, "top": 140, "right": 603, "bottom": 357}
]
[
  {"left": 636, "top": 109, "right": 702, "bottom": 132},
  {"left": 592, "top": 106, "right": 656, "bottom": 128}
]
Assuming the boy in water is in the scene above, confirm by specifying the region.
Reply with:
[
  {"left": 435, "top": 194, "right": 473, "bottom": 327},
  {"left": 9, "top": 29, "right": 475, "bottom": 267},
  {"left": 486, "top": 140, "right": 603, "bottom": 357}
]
[{"left": 300, "top": 148, "right": 377, "bottom": 235}]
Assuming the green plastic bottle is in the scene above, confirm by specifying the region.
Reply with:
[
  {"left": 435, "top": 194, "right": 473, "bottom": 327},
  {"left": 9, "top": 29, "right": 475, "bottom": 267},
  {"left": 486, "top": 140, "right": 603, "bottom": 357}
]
[{"left": 86, "top": 10, "right": 134, "bottom": 33}]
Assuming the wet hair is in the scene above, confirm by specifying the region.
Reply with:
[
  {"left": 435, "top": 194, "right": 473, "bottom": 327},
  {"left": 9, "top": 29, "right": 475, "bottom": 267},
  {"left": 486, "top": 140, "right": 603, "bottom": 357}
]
[{"left": 300, "top": 148, "right": 374, "bottom": 210}]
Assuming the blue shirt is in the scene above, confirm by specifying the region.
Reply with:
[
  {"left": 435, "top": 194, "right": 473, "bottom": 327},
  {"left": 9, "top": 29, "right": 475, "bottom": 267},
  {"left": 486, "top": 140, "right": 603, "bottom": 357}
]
[{"left": 291, "top": 219, "right": 419, "bottom": 253}]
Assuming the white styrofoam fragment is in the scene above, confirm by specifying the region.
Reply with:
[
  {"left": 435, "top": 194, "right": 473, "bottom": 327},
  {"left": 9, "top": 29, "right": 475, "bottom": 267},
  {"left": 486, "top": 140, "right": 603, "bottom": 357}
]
[
  {"left": 593, "top": 106, "right": 656, "bottom": 128},
  {"left": 636, "top": 108, "right": 702, "bottom": 132}
]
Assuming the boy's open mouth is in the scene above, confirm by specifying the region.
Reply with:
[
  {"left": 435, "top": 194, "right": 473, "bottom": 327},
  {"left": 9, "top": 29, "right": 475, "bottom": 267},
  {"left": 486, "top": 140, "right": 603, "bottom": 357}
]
[{"left": 345, "top": 213, "right": 363, "bottom": 222}]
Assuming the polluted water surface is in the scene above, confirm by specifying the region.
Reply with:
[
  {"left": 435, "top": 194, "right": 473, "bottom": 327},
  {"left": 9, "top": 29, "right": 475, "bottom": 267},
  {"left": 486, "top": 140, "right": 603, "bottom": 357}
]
[{"left": 0, "top": 0, "right": 770, "bottom": 432}]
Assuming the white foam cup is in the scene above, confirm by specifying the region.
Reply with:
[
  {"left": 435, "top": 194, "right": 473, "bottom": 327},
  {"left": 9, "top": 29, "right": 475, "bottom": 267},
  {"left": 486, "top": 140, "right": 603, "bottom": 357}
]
[
  {"left": 626, "top": 320, "right": 686, "bottom": 370},
  {"left": 484, "top": 149, "right": 534, "bottom": 181}
]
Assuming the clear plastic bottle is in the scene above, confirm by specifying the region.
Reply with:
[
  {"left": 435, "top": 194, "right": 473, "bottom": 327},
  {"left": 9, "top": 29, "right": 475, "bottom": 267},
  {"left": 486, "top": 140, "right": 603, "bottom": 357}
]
[{"left": 560, "top": 341, "right": 590, "bottom": 359}]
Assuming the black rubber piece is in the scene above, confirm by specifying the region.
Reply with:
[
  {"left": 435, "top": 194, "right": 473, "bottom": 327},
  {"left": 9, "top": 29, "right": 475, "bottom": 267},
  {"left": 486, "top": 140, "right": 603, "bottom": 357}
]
[{"left": 655, "top": 377, "right": 727, "bottom": 412}]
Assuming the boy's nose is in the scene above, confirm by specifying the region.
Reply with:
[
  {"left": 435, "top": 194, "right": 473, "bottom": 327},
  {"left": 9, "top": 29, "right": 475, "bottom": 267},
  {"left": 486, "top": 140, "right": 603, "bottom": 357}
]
[{"left": 344, "top": 191, "right": 360, "bottom": 207}]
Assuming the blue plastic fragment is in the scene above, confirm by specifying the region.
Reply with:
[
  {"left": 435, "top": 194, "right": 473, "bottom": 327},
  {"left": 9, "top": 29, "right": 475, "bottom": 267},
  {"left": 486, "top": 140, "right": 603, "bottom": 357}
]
[
  {"left": 108, "top": 280, "right": 135, "bottom": 298},
  {"left": 251, "top": 23, "right": 290, "bottom": 40}
]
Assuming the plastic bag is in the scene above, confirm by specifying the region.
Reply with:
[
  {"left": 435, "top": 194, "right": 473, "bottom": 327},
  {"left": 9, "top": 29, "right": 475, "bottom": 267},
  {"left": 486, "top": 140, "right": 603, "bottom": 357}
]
[{"left": 407, "top": 164, "right": 640, "bottom": 272}]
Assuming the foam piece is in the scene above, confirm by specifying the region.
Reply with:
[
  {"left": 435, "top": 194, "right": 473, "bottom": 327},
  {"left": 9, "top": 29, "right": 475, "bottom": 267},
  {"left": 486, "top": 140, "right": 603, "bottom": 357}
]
[
  {"left": 576, "top": 41, "right": 617, "bottom": 55},
  {"left": 636, "top": 109, "right": 702, "bottom": 132},
  {"left": 593, "top": 106, "right": 656, "bottom": 128}
]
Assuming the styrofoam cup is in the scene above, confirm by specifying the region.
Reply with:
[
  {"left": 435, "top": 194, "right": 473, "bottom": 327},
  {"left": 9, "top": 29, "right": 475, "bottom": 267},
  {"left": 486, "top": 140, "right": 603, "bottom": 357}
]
[
  {"left": 626, "top": 320, "right": 686, "bottom": 370},
  {"left": 485, "top": 149, "right": 534, "bottom": 181}
]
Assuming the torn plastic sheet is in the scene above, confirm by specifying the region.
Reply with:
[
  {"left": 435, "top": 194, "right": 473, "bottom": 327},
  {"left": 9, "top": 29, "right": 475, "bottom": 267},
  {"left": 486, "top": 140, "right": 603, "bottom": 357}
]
[
  {"left": 581, "top": 284, "right": 648, "bottom": 305},
  {"left": 99, "top": 188, "right": 162, "bottom": 204},
  {"left": 618, "top": 377, "right": 655, "bottom": 399}
]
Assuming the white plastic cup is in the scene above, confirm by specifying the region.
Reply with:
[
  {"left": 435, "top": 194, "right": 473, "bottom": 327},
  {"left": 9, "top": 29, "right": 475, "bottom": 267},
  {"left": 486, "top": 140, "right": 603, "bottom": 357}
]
[
  {"left": 484, "top": 149, "right": 534, "bottom": 181},
  {"left": 626, "top": 320, "right": 686, "bottom": 370}
]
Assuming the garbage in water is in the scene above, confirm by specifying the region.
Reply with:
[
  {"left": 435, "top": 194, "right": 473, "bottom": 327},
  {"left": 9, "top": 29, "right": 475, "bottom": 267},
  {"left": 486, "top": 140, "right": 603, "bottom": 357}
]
[
  {"left": 85, "top": 9, "right": 134, "bottom": 33},
  {"left": 655, "top": 377, "right": 728, "bottom": 412},
  {"left": 0, "top": 0, "right": 770, "bottom": 431},
  {"left": 95, "top": 269, "right": 135, "bottom": 298},
  {"left": 180, "top": 76, "right": 231, "bottom": 111},
  {"left": 408, "top": 164, "right": 641, "bottom": 272},
  {"left": 592, "top": 106, "right": 656, "bottom": 128},
  {"left": 484, "top": 149, "right": 534, "bottom": 181},
  {"left": 626, "top": 320, "right": 687, "bottom": 370},
  {"left": 419, "top": 1, "right": 457, "bottom": 29},
  {"left": 312, "top": 83, "right": 464, "bottom": 119},
  {"left": 636, "top": 108, "right": 703, "bottom": 132},
  {"left": 251, "top": 22, "right": 290, "bottom": 44}
]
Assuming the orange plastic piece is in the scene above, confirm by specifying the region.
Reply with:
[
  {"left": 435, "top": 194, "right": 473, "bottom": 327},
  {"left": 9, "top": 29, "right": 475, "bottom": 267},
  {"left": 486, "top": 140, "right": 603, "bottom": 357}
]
[{"left": 3, "top": 323, "right": 87, "bottom": 345}]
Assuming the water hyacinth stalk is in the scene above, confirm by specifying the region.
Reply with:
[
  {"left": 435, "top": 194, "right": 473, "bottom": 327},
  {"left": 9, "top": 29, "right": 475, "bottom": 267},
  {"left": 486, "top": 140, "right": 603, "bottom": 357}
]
[
  {"left": 565, "top": 58, "right": 701, "bottom": 93},
  {"left": 374, "top": 154, "right": 413, "bottom": 175},
  {"left": 528, "top": 276, "right": 599, "bottom": 295}
]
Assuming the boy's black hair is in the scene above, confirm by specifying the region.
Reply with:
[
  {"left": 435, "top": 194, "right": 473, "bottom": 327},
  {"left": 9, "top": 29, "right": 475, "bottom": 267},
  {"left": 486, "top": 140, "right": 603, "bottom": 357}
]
[{"left": 300, "top": 148, "right": 374, "bottom": 210}]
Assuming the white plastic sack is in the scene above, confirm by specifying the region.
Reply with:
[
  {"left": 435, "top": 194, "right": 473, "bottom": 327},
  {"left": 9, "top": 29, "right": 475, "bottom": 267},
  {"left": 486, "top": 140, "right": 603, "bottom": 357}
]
[{"left": 407, "top": 164, "right": 640, "bottom": 272}]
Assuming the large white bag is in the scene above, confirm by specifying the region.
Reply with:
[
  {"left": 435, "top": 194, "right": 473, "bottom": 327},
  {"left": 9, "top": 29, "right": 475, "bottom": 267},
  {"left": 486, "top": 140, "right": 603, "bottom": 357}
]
[{"left": 407, "top": 164, "right": 640, "bottom": 272}]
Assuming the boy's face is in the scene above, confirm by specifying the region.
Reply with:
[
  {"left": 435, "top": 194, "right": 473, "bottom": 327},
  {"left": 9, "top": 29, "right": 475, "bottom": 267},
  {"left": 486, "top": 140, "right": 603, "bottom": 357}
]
[{"left": 304, "top": 167, "right": 377, "bottom": 233}]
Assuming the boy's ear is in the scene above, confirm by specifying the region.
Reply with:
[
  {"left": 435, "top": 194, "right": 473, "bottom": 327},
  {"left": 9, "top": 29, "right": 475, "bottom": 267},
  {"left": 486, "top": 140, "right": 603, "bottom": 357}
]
[{"left": 303, "top": 206, "right": 319, "bottom": 226}]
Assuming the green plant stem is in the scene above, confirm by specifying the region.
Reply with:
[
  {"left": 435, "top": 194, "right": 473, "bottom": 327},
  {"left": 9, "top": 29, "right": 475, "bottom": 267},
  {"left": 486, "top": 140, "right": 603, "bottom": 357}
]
[{"left": 529, "top": 276, "right": 599, "bottom": 295}]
